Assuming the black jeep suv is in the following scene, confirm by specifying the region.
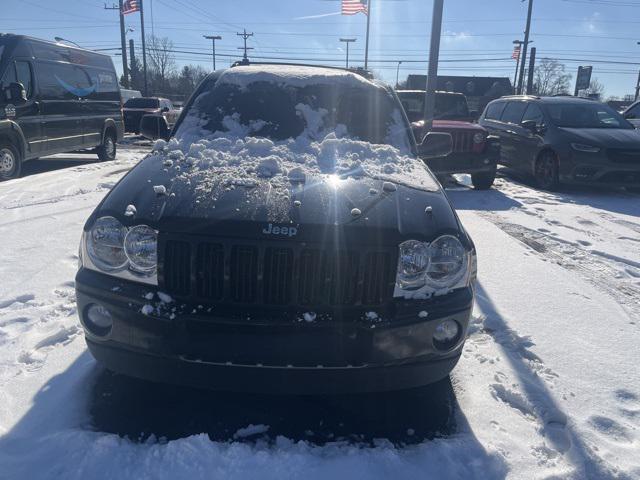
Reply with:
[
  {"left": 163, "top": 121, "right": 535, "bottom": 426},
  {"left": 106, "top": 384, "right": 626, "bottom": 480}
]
[{"left": 75, "top": 64, "right": 477, "bottom": 394}]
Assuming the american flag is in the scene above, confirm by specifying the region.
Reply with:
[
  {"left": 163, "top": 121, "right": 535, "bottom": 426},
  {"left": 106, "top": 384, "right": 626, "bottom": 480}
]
[
  {"left": 342, "top": 0, "right": 368, "bottom": 15},
  {"left": 122, "top": 0, "right": 140, "bottom": 15},
  {"left": 512, "top": 45, "right": 521, "bottom": 60}
]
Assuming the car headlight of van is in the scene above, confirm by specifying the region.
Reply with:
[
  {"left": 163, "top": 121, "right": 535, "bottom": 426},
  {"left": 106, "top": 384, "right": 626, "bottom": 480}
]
[
  {"left": 82, "top": 216, "right": 158, "bottom": 285},
  {"left": 396, "top": 235, "right": 469, "bottom": 294}
]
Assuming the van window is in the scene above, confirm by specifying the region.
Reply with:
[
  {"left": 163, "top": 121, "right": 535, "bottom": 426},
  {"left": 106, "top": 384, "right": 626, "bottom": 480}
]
[
  {"left": 15, "top": 61, "right": 33, "bottom": 98},
  {"left": 37, "top": 62, "right": 92, "bottom": 100},
  {"left": 521, "top": 103, "right": 544, "bottom": 126},
  {"left": 0, "top": 63, "right": 17, "bottom": 92},
  {"left": 484, "top": 102, "right": 506, "bottom": 120},
  {"left": 501, "top": 102, "right": 528, "bottom": 124}
]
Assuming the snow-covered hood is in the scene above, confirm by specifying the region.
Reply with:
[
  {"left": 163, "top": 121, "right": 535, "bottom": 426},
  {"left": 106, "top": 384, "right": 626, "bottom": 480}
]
[
  {"left": 559, "top": 127, "right": 640, "bottom": 148},
  {"left": 93, "top": 135, "right": 459, "bottom": 244}
]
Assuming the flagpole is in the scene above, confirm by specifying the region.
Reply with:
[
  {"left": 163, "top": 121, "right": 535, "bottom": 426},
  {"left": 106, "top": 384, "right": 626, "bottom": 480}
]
[
  {"left": 139, "top": 0, "right": 149, "bottom": 96},
  {"left": 364, "top": 0, "right": 372, "bottom": 70}
]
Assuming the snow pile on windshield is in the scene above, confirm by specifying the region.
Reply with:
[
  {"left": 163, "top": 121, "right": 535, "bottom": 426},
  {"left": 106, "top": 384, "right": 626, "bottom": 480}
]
[
  {"left": 151, "top": 125, "right": 438, "bottom": 202},
  {"left": 218, "top": 64, "right": 375, "bottom": 90}
]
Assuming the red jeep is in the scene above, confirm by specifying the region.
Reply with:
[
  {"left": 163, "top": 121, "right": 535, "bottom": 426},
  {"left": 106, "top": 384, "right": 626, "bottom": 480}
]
[{"left": 397, "top": 90, "right": 499, "bottom": 189}]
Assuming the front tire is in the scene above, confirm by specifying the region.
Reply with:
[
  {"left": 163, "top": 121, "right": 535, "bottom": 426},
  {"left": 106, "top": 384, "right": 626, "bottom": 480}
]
[
  {"left": 471, "top": 170, "right": 496, "bottom": 190},
  {"left": 0, "top": 142, "right": 22, "bottom": 181},
  {"left": 97, "top": 130, "right": 117, "bottom": 161},
  {"left": 534, "top": 151, "right": 559, "bottom": 191}
]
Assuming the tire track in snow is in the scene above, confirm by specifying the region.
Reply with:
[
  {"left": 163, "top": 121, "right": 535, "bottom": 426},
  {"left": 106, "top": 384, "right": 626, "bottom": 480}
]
[{"left": 478, "top": 213, "right": 640, "bottom": 322}]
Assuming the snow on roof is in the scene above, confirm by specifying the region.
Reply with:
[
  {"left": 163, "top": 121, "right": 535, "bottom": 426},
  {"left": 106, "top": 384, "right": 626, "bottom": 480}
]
[{"left": 218, "top": 64, "right": 377, "bottom": 90}]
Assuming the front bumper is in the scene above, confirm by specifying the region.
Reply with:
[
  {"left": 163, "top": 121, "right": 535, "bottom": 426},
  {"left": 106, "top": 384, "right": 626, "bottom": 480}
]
[
  {"left": 76, "top": 268, "right": 473, "bottom": 394},
  {"left": 560, "top": 151, "right": 640, "bottom": 187},
  {"left": 426, "top": 138, "right": 500, "bottom": 175}
]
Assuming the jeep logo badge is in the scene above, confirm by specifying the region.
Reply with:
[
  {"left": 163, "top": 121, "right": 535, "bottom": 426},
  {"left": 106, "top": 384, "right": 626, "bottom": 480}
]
[{"left": 262, "top": 223, "right": 298, "bottom": 237}]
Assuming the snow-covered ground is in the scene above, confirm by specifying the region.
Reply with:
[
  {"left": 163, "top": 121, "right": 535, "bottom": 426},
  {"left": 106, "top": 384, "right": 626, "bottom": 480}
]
[{"left": 0, "top": 149, "right": 639, "bottom": 479}]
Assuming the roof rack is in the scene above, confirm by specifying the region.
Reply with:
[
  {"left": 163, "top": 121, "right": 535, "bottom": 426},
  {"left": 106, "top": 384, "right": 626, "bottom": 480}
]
[{"left": 229, "top": 60, "right": 375, "bottom": 80}]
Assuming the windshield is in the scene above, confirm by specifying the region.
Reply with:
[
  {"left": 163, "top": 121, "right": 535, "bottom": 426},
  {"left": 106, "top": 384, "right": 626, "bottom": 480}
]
[
  {"left": 547, "top": 102, "right": 633, "bottom": 129},
  {"left": 124, "top": 97, "right": 159, "bottom": 108},
  {"left": 176, "top": 79, "right": 411, "bottom": 149},
  {"left": 398, "top": 91, "right": 469, "bottom": 122}
]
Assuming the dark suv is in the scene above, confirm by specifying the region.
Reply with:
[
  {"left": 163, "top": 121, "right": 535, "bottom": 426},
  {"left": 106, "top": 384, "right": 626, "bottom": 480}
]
[
  {"left": 75, "top": 64, "right": 477, "bottom": 394},
  {"left": 397, "top": 90, "right": 499, "bottom": 190},
  {"left": 479, "top": 95, "right": 640, "bottom": 190},
  {"left": 123, "top": 97, "right": 179, "bottom": 134},
  {"left": 0, "top": 34, "right": 123, "bottom": 180}
]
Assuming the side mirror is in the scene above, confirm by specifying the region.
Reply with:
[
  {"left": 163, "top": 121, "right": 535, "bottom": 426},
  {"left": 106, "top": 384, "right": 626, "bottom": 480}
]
[
  {"left": 417, "top": 132, "right": 453, "bottom": 159},
  {"left": 140, "top": 114, "right": 170, "bottom": 141},
  {"left": 161, "top": 106, "right": 170, "bottom": 113},
  {"left": 6, "top": 82, "right": 27, "bottom": 103},
  {"left": 521, "top": 120, "right": 538, "bottom": 132}
]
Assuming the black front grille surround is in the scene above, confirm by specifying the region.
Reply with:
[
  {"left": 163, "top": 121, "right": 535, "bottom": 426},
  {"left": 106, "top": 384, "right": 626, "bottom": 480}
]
[{"left": 161, "top": 236, "right": 397, "bottom": 309}]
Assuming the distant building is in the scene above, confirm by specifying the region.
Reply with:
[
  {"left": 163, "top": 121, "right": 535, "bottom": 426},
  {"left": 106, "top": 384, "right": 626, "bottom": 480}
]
[{"left": 405, "top": 75, "right": 513, "bottom": 113}]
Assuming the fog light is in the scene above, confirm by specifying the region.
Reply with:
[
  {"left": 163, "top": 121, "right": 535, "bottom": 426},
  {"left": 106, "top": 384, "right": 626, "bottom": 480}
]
[
  {"left": 86, "top": 304, "right": 113, "bottom": 336},
  {"left": 433, "top": 319, "right": 460, "bottom": 350}
]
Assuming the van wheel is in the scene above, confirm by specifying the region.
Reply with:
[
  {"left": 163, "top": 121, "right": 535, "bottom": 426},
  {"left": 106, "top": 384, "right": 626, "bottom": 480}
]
[
  {"left": 0, "top": 142, "right": 21, "bottom": 181},
  {"left": 97, "top": 131, "right": 117, "bottom": 161},
  {"left": 535, "top": 151, "right": 559, "bottom": 191},
  {"left": 471, "top": 170, "right": 496, "bottom": 190}
]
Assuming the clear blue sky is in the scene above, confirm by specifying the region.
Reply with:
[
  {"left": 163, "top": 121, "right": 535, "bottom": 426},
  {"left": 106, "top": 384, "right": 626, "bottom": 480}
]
[{"left": 3, "top": 0, "right": 640, "bottom": 98}]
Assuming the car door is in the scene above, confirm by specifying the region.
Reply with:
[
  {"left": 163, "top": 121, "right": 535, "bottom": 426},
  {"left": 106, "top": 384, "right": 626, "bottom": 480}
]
[
  {"left": 82, "top": 66, "right": 120, "bottom": 147},
  {"left": 35, "top": 61, "right": 86, "bottom": 154},
  {"left": 1, "top": 60, "right": 44, "bottom": 158},
  {"left": 479, "top": 101, "right": 511, "bottom": 164},
  {"left": 498, "top": 101, "right": 529, "bottom": 170},
  {"left": 515, "top": 103, "right": 547, "bottom": 173}
]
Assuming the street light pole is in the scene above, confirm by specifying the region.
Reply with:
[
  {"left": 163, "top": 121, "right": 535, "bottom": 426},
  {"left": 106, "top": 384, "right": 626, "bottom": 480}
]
[
  {"left": 396, "top": 61, "right": 403, "bottom": 88},
  {"left": 339, "top": 38, "right": 356, "bottom": 69},
  {"left": 423, "top": 0, "right": 444, "bottom": 132},
  {"left": 204, "top": 35, "right": 222, "bottom": 70},
  {"left": 517, "top": 0, "right": 534, "bottom": 95}
]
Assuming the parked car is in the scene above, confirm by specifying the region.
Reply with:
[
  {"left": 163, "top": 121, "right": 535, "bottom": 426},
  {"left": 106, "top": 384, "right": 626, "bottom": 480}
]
[
  {"left": 75, "top": 63, "right": 478, "bottom": 394},
  {"left": 123, "top": 97, "right": 179, "bottom": 134},
  {"left": 0, "top": 34, "right": 123, "bottom": 180},
  {"left": 120, "top": 88, "right": 142, "bottom": 104},
  {"left": 397, "top": 90, "right": 499, "bottom": 190},
  {"left": 622, "top": 101, "right": 640, "bottom": 129},
  {"left": 479, "top": 95, "right": 640, "bottom": 190}
]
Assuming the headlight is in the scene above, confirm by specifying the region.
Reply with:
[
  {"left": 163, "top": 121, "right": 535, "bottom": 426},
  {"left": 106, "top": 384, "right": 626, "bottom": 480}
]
[
  {"left": 125, "top": 225, "right": 158, "bottom": 273},
  {"left": 473, "top": 132, "right": 485, "bottom": 144},
  {"left": 396, "top": 235, "right": 469, "bottom": 294},
  {"left": 426, "top": 235, "right": 468, "bottom": 288},
  {"left": 397, "top": 240, "right": 431, "bottom": 289},
  {"left": 571, "top": 143, "right": 601, "bottom": 153},
  {"left": 87, "top": 216, "right": 128, "bottom": 271},
  {"left": 82, "top": 216, "right": 158, "bottom": 285}
]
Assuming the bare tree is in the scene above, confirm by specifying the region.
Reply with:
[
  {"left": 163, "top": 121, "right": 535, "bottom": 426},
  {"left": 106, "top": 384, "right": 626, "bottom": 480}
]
[
  {"left": 585, "top": 77, "right": 605, "bottom": 98},
  {"left": 533, "top": 59, "right": 572, "bottom": 96},
  {"left": 147, "top": 35, "right": 176, "bottom": 91}
]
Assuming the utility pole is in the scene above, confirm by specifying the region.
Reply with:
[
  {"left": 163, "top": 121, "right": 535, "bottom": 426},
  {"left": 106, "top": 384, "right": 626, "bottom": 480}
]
[
  {"left": 139, "top": 0, "right": 149, "bottom": 96},
  {"left": 237, "top": 29, "right": 254, "bottom": 62},
  {"left": 526, "top": 47, "right": 536, "bottom": 95},
  {"left": 105, "top": 2, "right": 129, "bottom": 88},
  {"left": 204, "top": 35, "right": 222, "bottom": 70},
  {"left": 364, "top": 0, "right": 373, "bottom": 70},
  {"left": 339, "top": 38, "right": 356, "bottom": 69},
  {"left": 423, "top": 0, "right": 444, "bottom": 132},
  {"left": 517, "top": 0, "right": 534, "bottom": 95},
  {"left": 396, "top": 61, "right": 403, "bottom": 88},
  {"left": 636, "top": 42, "right": 640, "bottom": 100}
]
